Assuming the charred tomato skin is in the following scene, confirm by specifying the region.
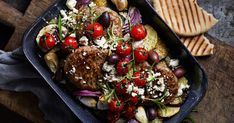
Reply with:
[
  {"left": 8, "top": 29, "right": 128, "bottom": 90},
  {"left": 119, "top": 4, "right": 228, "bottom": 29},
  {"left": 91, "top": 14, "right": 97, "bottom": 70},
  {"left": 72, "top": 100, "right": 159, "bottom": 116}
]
[
  {"left": 86, "top": 22, "right": 104, "bottom": 39},
  {"left": 130, "top": 24, "right": 147, "bottom": 41},
  {"left": 116, "top": 42, "right": 132, "bottom": 58},
  {"left": 134, "top": 47, "right": 149, "bottom": 63}
]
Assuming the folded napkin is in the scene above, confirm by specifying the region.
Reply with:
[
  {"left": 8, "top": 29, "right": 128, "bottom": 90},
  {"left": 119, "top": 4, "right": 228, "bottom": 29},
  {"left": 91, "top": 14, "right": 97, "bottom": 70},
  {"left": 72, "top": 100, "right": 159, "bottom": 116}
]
[{"left": 0, "top": 48, "right": 78, "bottom": 123}]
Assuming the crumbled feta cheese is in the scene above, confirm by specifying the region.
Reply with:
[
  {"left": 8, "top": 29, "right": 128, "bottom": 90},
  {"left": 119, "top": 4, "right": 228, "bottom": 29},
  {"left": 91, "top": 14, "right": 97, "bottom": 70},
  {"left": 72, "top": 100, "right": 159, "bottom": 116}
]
[
  {"left": 79, "top": 36, "right": 89, "bottom": 46},
  {"left": 95, "top": 37, "right": 108, "bottom": 48},
  {"left": 138, "top": 88, "right": 145, "bottom": 95},
  {"left": 82, "top": 51, "right": 87, "bottom": 56},
  {"left": 69, "top": 65, "right": 76, "bottom": 74},
  {"left": 169, "top": 59, "right": 179, "bottom": 67},
  {"left": 60, "top": 10, "right": 68, "bottom": 19},
  {"left": 66, "top": 0, "right": 77, "bottom": 10},
  {"left": 70, "top": 33, "right": 76, "bottom": 37},
  {"left": 102, "top": 62, "right": 115, "bottom": 73},
  {"left": 126, "top": 83, "right": 134, "bottom": 94},
  {"left": 75, "top": 76, "right": 83, "bottom": 80},
  {"left": 85, "top": 66, "right": 91, "bottom": 70},
  {"left": 131, "top": 92, "right": 138, "bottom": 97}
]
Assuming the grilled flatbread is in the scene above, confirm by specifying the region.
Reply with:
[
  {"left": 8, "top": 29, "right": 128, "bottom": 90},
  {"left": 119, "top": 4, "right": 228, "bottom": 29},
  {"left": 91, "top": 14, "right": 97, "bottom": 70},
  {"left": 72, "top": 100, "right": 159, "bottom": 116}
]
[
  {"left": 152, "top": 0, "right": 218, "bottom": 36},
  {"left": 181, "top": 35, "right": 214, "bottom": 56}
]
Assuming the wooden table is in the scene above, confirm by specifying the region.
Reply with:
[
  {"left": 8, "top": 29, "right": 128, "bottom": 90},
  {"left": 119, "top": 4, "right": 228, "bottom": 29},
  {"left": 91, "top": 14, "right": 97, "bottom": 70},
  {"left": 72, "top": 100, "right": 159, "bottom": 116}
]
[{"left": 0, "top": 0, "right": 233, "bottom": 123}]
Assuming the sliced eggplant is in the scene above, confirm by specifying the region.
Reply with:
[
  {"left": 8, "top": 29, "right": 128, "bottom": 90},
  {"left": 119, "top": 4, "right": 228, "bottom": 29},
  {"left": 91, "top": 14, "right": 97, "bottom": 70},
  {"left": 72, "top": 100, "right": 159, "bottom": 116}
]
[
  {"left": 135, "top": 106, "right": 148, "bottom": 123},
  {"left": 169, "top": 97, "right": 183, "bottom": 105},
  {"left": 97, "top": 100, "right": 108, "bottom": 110},
  {"left": 149, "top": 118, "right": 163, "bottom": 123},
  {"left": 78, "top": 97, "right": 97, "bottom": 108},
  {"left": 178, "top": 77, "right": 188, "bottom": 86},
  {"left": 158, "top": 106, "right": 180, "bottom": 118}
]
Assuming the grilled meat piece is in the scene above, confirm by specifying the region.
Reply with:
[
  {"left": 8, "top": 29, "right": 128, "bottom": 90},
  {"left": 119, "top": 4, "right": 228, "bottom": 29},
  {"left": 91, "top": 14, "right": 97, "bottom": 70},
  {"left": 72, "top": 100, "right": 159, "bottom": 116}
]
[
  {"left": 64, "top": 46, "right": 108, "bottom": 90},
  {"left": 156, "top": 61, "right": 178, "bottom": 104},
  {"left": 76, "top": 6, "right": 123, "bottom": 40}
]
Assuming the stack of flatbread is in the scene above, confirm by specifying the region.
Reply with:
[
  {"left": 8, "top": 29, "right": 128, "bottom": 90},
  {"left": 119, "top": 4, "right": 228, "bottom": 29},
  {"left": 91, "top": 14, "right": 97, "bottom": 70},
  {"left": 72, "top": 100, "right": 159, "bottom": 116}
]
[{"left": 152, "top": 0, "right": 218, "bottom": 56}]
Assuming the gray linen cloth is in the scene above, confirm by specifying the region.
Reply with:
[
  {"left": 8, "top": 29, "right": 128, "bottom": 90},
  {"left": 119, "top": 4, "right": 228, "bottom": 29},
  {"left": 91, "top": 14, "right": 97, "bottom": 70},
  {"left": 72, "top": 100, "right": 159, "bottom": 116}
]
[{"left": 0, "top": 47, "right": 78, "bottom": 123}]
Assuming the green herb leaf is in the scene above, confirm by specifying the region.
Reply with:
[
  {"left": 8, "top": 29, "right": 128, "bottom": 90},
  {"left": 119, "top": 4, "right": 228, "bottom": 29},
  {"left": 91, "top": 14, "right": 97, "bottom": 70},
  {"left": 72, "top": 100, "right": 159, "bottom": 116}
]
[{"left": 58, "top": 15, "right": 62, "bottom": 41}]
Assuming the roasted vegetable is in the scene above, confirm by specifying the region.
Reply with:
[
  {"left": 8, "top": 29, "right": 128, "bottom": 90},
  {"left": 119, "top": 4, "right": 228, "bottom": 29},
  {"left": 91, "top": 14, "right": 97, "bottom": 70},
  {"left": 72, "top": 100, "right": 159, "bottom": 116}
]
[
  {"left": 123, "top": 7, "right": 142, "bottom": 35},
  {"left": 149, "top": 118, "right": 163, "bottom": 123},
  {"left": 78, "top": 97, "right": 97, "bottom": 108},
  {"left": 111, "top": 0, "right": 128, "bottom": 11},
  {"left": 158, "top": 106, "right": 180, "bottom": 118},
  {"left": 169, "top": 97, "right": 183, "bottom": 105},
  {"left": 94, "top": 0, "right": 107, "bottom": 7},
  {"left": 44, "top": 52, "right": 59, "bottom": 73},
  {"left": 135, "top": 106, "right": 148, "bottom": 123},
  {"left": 142, "top": 25, "right": 159, "bottom": 51}
]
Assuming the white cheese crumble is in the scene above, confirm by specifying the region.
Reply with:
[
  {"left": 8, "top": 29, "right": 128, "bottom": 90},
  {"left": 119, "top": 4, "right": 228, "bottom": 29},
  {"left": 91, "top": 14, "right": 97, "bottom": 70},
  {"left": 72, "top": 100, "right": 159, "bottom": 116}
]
[
  {"left": 79, "top": 36, "right": 89, "bottom": 46},
  {"left": 126, "top": 83, "right": 145, "bottom": 97},
  {"left": 102, "top": 62, "right": 115, "bottom": 73},
  {"left": 69, "top": 65, "right": 76, "bottom": 74},
  {"left": 66, "top": 0, "right": 78, "bottom": 13},
  {"left": 146, "top": 70, "right": 161, "bottom": 82},
  {"left": 94, "top": 37, "right": 109, "bottom": 48},
  {"left": 85, "top": 66, "right": 91, "bottom": 70},
  {"left": 169, "top": 59, "right": 179, "bottom": 68}
]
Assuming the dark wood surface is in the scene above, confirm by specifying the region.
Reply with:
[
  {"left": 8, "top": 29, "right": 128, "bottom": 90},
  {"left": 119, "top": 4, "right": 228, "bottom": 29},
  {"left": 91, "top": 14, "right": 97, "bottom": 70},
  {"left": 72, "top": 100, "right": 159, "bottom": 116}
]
[{"left": 0, "top": 0, "right": 233, "bottom": 123}]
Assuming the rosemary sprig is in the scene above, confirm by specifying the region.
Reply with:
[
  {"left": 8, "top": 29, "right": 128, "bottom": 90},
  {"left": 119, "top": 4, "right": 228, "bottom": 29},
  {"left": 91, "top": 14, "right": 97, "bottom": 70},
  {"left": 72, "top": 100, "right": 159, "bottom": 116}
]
[{"left": 58, "top": 15, "right": 62, "bottom": 41}]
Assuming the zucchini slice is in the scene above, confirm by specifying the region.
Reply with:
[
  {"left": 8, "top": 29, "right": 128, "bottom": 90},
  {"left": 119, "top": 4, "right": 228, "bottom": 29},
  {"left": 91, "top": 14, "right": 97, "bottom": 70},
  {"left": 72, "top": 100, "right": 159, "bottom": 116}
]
[{"left": 158, "top": 106, "right": 180, "bottom": 118}]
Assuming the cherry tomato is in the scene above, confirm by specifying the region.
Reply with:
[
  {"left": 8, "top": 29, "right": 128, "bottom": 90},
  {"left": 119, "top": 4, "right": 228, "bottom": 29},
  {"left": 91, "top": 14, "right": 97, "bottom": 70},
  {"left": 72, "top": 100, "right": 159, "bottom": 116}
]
[
  {"left": 116, "top": 42, "right": 132, "bottom": 57},
  {"left": 130, "top": 24, "right": 147, "bottom": 41},
  {"left": 124, "top": 106, "right": 136, "bottom": 119},
  {"left": 134, "top": 47, "right": 149, "bottom": 63},
  {"left": 133, "top": 71, "right": 147, "bottom": 87},
  {"left": 116, "top": 60, "right": 129, "bottom": 76},
  {"left": 107, "top": 112, "right": 120, "bottom": 123},
  {"left": 108, "top": 99, "right": 124, "bottom": 112},
  {"left": 61, "top": 36, "right": 78, "bottom": 53},
  {"left": 115, "top": 79, "right": 129, "bottom": 95},
  {"left": 39, "top": 33, "right": 56, "bottom": 50},
  {"left": 130, "top": 96, "right": 139, "bottom": 105},
  {"left": 86, "top": 22, "right": 103, "bottom": 39}
]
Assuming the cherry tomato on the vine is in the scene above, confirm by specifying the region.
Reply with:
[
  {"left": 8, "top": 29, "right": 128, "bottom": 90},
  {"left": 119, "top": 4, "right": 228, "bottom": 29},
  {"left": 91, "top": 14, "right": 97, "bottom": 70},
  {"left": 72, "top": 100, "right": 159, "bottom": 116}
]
[
  {"left": 86, "top": 22, "right": 103, "bottom": 39},
  {"left": 108, "top": 99, "right": 124, "bottom": 112},
  {"left": 61, "top": 36, "right": 78, "bottom": 53},
  {"left": 39, "top": 33, "right": 56, "bottom": 51},
  {"left": 133, "top": 71, "right": 147, "bottom": 87},
  {"left": 130, "top": 24, "right": 147, "bottom": 41},
  {"left": 116, "top": 42, "right": 132, "bottom": 57},
  {"left": 116, "top": 60, "right": 129, "bottom": 76},
  {"left": 115, "top": 79, "right": 129, "bottom": 95},
  {"left": 134, "top": 47, "right": 149, "bottom": 63}
]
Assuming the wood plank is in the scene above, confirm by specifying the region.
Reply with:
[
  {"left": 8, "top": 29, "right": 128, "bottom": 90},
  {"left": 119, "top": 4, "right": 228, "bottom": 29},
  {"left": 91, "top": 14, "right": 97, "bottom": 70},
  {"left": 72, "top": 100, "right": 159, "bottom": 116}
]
[{"left": 191, "top": 34, "right": 234, "bottom": 123}]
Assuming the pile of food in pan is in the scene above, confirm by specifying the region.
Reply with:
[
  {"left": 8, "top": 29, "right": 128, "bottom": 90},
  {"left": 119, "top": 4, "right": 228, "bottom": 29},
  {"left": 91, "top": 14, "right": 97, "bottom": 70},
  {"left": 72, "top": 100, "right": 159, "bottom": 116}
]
[{"left": 36, "top": 0, "right": 190, "bottom": 122}]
